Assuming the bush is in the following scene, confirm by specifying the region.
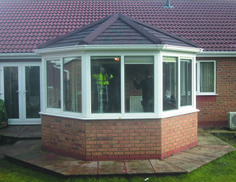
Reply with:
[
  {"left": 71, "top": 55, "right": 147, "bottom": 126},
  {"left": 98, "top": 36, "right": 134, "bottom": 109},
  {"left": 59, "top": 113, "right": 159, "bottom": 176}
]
[{"left": 0, "top": 99, "right": 8, "bottom": 129}]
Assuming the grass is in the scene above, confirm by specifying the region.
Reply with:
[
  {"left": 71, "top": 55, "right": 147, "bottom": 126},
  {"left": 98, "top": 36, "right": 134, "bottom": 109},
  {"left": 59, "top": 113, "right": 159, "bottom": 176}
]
[{"left": 0, "top": 133, "right": 236, "bottom": 182}]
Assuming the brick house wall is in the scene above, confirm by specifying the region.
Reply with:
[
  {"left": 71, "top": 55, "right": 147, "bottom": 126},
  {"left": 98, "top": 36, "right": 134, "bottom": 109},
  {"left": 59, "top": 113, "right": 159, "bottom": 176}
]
[
  {"left": 41, "top": 112, "right": 198, "bottom": 161},
  {"left": 197, "top": 57, "right": 236, "bottom": 128}
]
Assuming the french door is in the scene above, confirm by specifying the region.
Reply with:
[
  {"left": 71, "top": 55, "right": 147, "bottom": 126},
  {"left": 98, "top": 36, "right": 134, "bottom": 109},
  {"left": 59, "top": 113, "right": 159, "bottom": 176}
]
[{"left": 0, "top": 63, "right": 41, "bottom": 125}]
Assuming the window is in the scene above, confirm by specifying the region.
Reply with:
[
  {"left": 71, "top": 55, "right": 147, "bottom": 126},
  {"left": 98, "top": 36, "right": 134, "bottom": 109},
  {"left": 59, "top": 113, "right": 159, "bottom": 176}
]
[
  {"left": 180, "top": 59, "right": 192, "bottom": 106},
  {"left": 44, "top": 53, "right": 196, "bottom": 117},
  {"left": 163, "top": 57, "right": 178, "bottom": 111},
  {"left": 63, "top": 57, "right": 82, "bottom": 112},
  {"left": 46, "top": 60, "right": 61, "bottom": 108},
  {"left": 91, "top": 56, "right": 121, "bottom": 113},
  {"left": 197, "top": 61, "right": 216, "bottom": 94},
  {"left": 125, "top": 56, "right": 154, "bottom": 113}
]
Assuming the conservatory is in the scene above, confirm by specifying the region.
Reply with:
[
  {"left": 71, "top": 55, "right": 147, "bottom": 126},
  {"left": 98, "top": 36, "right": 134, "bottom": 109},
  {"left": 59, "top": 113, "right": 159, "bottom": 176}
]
[{"left": 36, "top": 14, "right": 202, "bottom": 160}]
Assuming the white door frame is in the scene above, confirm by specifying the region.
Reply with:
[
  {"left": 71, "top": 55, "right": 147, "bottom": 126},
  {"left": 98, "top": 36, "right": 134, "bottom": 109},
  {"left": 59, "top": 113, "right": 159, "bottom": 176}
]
[{"left": 0, "top": 62, "right": 41, "bottom": 125}]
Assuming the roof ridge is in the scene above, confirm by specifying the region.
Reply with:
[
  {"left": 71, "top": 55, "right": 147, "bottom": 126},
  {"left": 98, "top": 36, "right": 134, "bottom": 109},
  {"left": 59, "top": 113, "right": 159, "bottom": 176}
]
[
  {"left": 79, "top": 14, "right": 119, "bottom": 45},
  {"left": 119, "top": 14, "right": 163, "bottom": 44}
]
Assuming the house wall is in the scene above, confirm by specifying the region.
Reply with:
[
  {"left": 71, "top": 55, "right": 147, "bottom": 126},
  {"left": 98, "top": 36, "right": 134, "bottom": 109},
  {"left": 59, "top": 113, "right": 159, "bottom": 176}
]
[
  {"left": 197, "top": 57, "right": 236, "bottom": 128},
  {"left": 41, "top": 112, "right": 198, "bottom": 161}
]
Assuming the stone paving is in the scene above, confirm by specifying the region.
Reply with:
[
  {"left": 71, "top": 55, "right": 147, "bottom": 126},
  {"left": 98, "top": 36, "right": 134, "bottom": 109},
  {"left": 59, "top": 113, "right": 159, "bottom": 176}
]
[
  {"left": 0, "top": 125, "right": 41, "bottom": 139},
  {"left": 0, "top": 126, "right": 235, "bottom": 176}
]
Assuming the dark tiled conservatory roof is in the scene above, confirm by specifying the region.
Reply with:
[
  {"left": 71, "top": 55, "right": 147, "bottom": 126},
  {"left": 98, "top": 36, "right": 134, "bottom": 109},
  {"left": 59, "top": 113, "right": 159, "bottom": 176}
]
[
  {"left": 38, "top": 14, "right": 198, "bottom": 49},
  {"left": 0, "top": 0, "right": 235, "bottom": 53}
]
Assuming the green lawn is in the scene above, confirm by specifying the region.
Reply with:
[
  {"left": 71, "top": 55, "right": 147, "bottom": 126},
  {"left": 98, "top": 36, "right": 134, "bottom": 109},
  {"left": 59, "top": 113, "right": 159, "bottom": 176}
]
[{"left": 0, "top": 134, "right": 236, "bottom": 182}]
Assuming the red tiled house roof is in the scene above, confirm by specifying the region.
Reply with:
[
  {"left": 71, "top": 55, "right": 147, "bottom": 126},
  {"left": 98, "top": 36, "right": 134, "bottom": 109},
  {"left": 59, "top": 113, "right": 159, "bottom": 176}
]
[
  {"left": 38, "top": 14, "right": 199, "bottom": 49},
  {"left": 0, "top": 0, "right": 235, "bottom": 53}
]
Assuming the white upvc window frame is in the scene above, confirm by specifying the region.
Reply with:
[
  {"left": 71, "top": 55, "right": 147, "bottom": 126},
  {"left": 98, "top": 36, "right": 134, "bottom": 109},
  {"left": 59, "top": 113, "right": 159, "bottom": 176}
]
[
  {"left": 43, "top": 56, "right": 62, "bottom": 113},
  {"left": 87, "top": 51, "right": 158, "bottom": 119},
  {"left": 160, "top": 52, "right": 196, "bottom": 118},
  {"left": 42, "top": 54, "right": 85, "bottom": 118},
  {"left": 196, "top": 60, "right": 217, "bottom": 96},
  {"left": 40, "top": 48, "right": 199, "bottom": 120}
]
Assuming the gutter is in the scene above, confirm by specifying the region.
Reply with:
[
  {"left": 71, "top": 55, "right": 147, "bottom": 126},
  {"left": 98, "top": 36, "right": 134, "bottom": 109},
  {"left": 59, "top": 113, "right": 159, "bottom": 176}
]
[
  {"left": 35, "top": 44, "right": 202, "bottom": 55},
  {"left": 197, "top": 51, "right": 236, "bottom": 58},
  {"left": 0, "top": 53, "right": 41, "bottom": 59}
]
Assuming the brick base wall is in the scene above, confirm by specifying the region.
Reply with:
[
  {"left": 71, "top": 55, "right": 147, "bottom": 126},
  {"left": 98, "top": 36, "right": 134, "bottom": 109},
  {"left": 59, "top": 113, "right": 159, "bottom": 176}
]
[
  {"left": 41, "top": 115, "right": 86, "bottom": 159},
  {"left": 161, "top": 112, "right": 198, "bottom": 159},
  {"left": 41, "top": 112, "right": 198, "bottom": 161}
]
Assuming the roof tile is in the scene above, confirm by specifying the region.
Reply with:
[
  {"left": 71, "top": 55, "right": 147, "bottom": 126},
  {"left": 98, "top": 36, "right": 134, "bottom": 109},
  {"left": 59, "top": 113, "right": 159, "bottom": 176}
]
[{"left": 0, "top": 0, "right": 235, "bottom": 53}]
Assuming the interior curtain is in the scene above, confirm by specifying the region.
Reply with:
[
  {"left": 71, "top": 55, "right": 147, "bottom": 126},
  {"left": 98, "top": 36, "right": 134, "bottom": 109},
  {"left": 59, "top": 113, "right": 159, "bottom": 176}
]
[{"left": 200, "top": 62, "right": 214, "bottom": 92}]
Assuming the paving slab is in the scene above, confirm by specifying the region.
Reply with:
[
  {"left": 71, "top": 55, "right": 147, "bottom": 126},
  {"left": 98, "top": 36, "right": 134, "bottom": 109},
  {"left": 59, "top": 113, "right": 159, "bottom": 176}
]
[
  {"left": 165, "top": 144, "right": 235, "bottom": 173},
  {"left": 0, "top": 125, "right": 41, "bottom": 139},
  {"left": 1, "top": 127, "right": 236, "bottom": 176},
  {"left": 32, "top": 157, "right": 79, "bottom": 176},
  {"left": 198, "top": 132, "right": 229, "bottom": 145},
  {"left": 183, "top": 150, "right": 217, "bottom": 164},
  {"left": 7, "top": 140, "right": 42, "bottom": 155},
  {"left": 125, "top": 160, "right": 154, "bottom": 174},
  {"left": 37, "top": 159, "right": 98, "bottom": 176},
  {"left": 184, "top": 145, "right": 235, "bottom": 161},
  {"left": 66, "top": 161, "right": 98, "bottom": 176},
  {"left": 164, "top": 154, "right": 204, "bottom": 172},
  {"left": 150, "top": 159, "right": 186, "bottom": 174},
  {"left": 99, "top": 161, "right": 126, "bottom": 175},
  {"left": 0, "top": 144, "right": 12, "bottom": 159}
]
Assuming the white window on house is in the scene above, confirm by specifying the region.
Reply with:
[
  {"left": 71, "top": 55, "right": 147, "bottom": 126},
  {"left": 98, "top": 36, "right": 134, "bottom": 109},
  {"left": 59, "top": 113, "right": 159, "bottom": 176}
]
[
  {"left": 46, "top": 59, "right": 61, "bottom": 109},
  {"left": 196, "top": 61, "right": 216, "bottom": 95},
  {"left": 63, "top": 57, "right": 82, "bottom": 112},
  {"left": 91, "top": 56, "right": 121, "bottom": 113},
  {"left": 180, "top": 59, "right": 192, "bottom": 106},
  {"left": 43, "top": 53, "right": 196, "bottom": 118},
  {"left": 125, "top": 56, "right": 154, "bottom": 113},
  {"left": 163, "top": 57, "right": 178, "bottom": 111}
]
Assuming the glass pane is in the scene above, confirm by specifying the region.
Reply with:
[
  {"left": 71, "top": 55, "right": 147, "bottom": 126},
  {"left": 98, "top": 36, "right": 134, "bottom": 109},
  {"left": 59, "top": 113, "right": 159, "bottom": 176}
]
[
  {"left": 163, "top": 57, "right": 178, "bottom": 111},
  {"left": 46, "top": 60, "right": 61, "bottom": 108},
  {"left": 91, "top": 56, "right": 121, "bottom": 113},
  {"left": 125, "top": 56, "right": 154, "bottom": 113},
  {"left": 180, "top": 59, "right": 192, "bottom": 106},
  {"left": 4, "top": 67, "right": 19, "bottom": 118},
  {"left": 200, "top": 62, "right": 214, "bottom": 92},
  {"left": 63, "top": 57, "right": 82, "bottom": 112},
  {"left": 25, "top": 66, "right": 40, "bottom": 118}
]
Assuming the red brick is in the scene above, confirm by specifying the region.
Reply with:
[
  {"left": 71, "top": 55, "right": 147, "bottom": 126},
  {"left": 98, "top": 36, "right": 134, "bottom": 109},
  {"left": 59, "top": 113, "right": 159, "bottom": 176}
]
[{"left": 42, "top": 112, "right": 197, "bottom": 161}]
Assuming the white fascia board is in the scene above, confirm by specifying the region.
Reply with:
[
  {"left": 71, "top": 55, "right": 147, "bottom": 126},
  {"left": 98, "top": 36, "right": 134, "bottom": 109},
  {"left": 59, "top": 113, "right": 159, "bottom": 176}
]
[
  {"left": 0, "top": 53, "right": 41, "bottom": 59},
  {"left": 162, "top": 45, "right": 203, "bottom": 53},
  {"left": 35, "top": 44, "right": 202, "bottom": 55},
  {"left": 35, "top": 45, "right": 160, "bottom": 54},
  {"left": 197, "top": 51, "right": 236, "bottom": 57}
]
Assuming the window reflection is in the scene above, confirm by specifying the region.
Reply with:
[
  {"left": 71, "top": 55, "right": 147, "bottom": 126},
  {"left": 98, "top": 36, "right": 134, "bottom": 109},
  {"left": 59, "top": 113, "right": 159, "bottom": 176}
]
[
  {"left": 180, "top": 59, "right": 192, "bottom": 106},
  {"left": 26, "top": 66, "right": 40, "bottom": 118},
  {"left": 91, "top": 56, "right": 121, "bottom": 113},
  {"left": 4, "top": 67, "right": 19, "bottom": 118},
  {"left": 63, "top": 57, "right": 82, "bottom": 112},
  {"left": 125, "top": 56, "right": 154, "bottom": 113},
  {"left": 46, "top": 60, "right": 61, "bottom": 108},
  {"left": 163, "top": 57, "right": 178, "bottom": 111}
]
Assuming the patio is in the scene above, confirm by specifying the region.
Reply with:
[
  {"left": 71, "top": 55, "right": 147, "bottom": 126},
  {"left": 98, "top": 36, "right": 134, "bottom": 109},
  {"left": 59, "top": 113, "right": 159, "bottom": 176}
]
[{"left": 0, "top": 125, "right": 235, "bottom": 176}]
